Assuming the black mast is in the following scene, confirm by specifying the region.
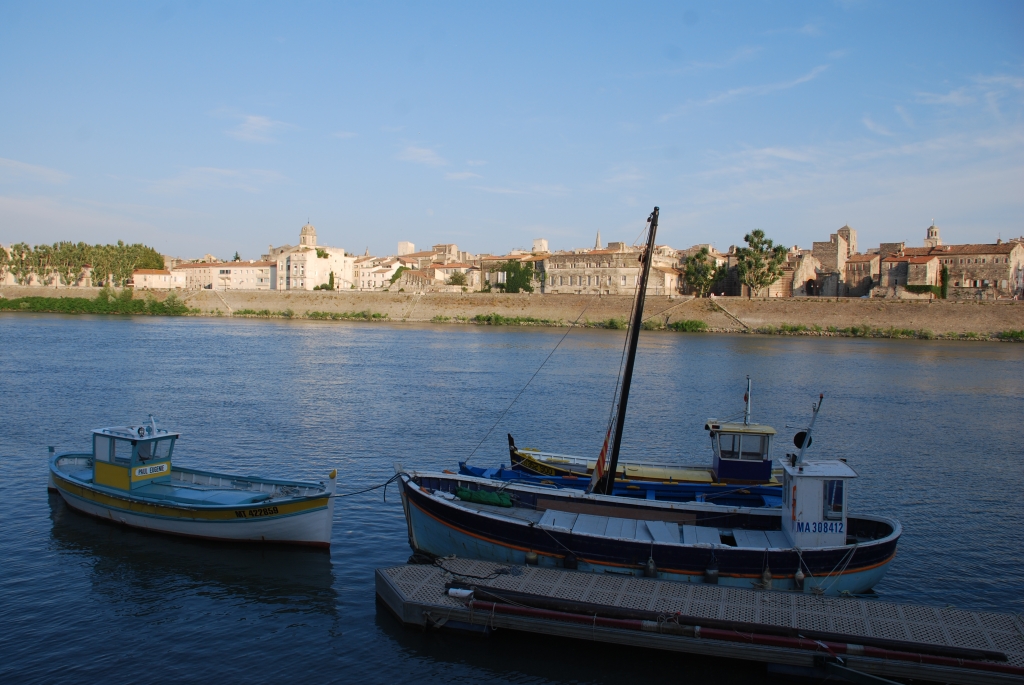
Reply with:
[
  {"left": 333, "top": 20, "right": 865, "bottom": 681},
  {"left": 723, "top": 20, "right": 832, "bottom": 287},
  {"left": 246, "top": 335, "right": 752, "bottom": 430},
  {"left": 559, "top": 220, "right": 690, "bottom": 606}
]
[{"left": 595, "top": 206, "right": 659, "bottom": 495}]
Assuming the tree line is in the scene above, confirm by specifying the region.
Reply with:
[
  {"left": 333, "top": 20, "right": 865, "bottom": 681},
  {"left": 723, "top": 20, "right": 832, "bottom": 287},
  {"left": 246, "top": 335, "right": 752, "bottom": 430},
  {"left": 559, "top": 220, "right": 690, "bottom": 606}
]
[{"left": 0, "top": 241, "right": 164, "bottom": 287}]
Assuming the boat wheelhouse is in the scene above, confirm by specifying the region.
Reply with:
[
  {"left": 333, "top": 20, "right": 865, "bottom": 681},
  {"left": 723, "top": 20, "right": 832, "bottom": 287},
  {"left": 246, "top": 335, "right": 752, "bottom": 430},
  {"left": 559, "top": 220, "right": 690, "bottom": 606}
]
[
  {"left": 704, "top": 418, "right": 777, "bottom": 484},
  {"left": 49, "top": 419, "right": 337, "bottom": 547}
]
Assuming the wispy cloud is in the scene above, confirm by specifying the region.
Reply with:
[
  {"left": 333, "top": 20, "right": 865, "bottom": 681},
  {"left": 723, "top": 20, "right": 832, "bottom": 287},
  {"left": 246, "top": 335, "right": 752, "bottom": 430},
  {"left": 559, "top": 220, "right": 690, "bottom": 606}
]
[
  {"left": 0, "top": 157, "right": 71, "bottom": 184},
  {"left": 220, "top": 113, "right": 292, "bottom": 143},
  {"left": 894, "top": 105, "right": 914, "bottom": 127},
  {"left": 398, "top": 146, "right": 447, "bottom": 167},
  {"left": 332, "top": 131, "right": 357, "bottom": 139},
  {"left": 466, "top": 160, "right": 487, "bottom": 167},
  {"left": 445, "top": 171, "right": 480, "bottom": 180},
  {"left": 660, "top": 65, "right": 829, "bottom": 120},
  {"left": 916, "top": 88, "right": 974, "bottom": 106},
  {"left": 862, "top": 116, "right": 894, "bottom": 136},
  {"left": 149, "top": 167, "right": 287, "bottom": 194}
]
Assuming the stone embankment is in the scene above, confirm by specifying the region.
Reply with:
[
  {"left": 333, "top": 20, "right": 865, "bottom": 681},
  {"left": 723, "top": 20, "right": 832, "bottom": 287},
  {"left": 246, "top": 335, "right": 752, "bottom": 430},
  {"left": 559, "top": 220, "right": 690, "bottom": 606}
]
[{"left": 2, "top": 285, "right": 1023, "bottom": 338}]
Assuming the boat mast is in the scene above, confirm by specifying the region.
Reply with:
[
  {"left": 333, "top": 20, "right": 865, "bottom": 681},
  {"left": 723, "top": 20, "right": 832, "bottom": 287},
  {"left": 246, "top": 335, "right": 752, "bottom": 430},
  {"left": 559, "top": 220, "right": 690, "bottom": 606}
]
[{"left": 594, "top": 207, "right": 659, "bottom": 495}]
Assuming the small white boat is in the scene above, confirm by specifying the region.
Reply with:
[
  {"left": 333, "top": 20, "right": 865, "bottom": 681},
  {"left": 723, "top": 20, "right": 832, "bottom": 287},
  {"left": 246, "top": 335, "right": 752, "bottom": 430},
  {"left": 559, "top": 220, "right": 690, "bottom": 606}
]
[{"left": 49, "top": 419, "right": 336, "bottom": 547}]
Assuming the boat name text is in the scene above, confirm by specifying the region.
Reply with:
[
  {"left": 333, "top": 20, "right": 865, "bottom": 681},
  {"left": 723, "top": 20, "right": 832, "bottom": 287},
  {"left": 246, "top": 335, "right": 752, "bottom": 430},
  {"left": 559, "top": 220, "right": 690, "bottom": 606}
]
[
  {"left": 133, "top": 463, "right": 168, "bottom": 477},
  {"left": 234, "top": 506, "right": 280, "bottom": 519},
  {"left": 796, "top": 521, "right": 843, "bottom": 534}
]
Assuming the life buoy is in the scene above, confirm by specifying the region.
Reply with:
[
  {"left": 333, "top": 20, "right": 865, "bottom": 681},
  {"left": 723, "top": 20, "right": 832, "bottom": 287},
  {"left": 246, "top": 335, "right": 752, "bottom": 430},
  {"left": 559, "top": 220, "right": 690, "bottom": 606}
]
[{"left": 137, "top": 427, "right": 145, "bottom": 437}]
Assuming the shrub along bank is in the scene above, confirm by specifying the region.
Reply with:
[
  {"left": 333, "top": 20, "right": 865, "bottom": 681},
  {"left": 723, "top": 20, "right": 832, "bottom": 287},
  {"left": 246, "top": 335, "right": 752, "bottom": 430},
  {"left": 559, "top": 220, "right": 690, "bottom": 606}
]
[{"left": 0, "top": 289, "right": 193, "bottom": 316}]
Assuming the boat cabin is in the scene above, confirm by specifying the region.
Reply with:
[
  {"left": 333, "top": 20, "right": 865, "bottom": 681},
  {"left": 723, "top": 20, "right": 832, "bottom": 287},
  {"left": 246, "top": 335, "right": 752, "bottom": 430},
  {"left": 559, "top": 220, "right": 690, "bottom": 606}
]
[
  {"left": 781, "top": 459, "right": 856, "bottom": 549},
  {"left": 704, "top": 420, "right": 777, "bottom": 483},
  {"left": 92, "top": 424, "right": 180, "bottom": 492}
]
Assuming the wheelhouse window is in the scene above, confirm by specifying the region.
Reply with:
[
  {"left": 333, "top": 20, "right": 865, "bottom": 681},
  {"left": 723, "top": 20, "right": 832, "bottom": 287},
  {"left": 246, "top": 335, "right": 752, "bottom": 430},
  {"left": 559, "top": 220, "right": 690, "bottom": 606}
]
[
  {"left": 94, "top": 435, "right": 111, "bottom": 462},
  {"left": 824, "top": 480, "right": 844, "bottom": 520},
  {"left": 716, "top": 433, "right": 769, "bottom": 461},
  {"left": 153, "top": 439, "right": 172, "bottom": 459},
  {"left": 112, "top": 439, "right": 133, "bottom": 464}
]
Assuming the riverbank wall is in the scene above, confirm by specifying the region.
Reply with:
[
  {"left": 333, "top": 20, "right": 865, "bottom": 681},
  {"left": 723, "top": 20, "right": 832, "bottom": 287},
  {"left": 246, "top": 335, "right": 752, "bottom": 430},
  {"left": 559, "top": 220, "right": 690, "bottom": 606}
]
[{"left": 2, "top": 286, "right": 1023, "bottom": 336}]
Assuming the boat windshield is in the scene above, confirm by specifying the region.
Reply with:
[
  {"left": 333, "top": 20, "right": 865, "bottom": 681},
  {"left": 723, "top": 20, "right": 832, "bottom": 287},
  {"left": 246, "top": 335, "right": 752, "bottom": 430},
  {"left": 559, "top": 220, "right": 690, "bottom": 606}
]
[
  {"left": 112, "top": 438, "right": 133, "bottom": 464},
  {"left": 137, "top": 438, "right": 172, "bottom": 461},
  {"left": 717, "top": 433, "right": 769, "bottom": 461}
]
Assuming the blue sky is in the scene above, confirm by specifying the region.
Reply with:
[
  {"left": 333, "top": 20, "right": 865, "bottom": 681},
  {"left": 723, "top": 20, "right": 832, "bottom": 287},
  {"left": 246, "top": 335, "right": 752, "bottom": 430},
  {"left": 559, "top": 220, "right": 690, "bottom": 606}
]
[{"left": 1, "top": 1, "right": 1022, "bottom": 259}]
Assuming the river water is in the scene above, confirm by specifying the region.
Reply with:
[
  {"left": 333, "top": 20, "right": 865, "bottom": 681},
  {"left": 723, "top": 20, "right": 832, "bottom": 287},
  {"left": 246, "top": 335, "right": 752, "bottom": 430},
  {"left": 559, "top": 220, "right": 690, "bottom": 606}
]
[{"left": 1, "top": 314, "right": 1022, "bottom": 684}]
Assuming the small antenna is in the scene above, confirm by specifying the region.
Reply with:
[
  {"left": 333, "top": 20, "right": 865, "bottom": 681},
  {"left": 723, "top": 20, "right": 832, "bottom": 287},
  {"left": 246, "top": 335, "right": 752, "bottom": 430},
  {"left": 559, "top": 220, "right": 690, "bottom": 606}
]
[{"left": 743, "top": 376, "right": 751, "bottom": 425}]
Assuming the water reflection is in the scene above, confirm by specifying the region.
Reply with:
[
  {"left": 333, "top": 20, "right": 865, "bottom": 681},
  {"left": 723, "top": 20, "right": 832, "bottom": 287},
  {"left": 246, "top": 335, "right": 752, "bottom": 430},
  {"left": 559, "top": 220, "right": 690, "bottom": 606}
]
[{"left": 48, "top": 493, "right": 337, "bottom": 617}]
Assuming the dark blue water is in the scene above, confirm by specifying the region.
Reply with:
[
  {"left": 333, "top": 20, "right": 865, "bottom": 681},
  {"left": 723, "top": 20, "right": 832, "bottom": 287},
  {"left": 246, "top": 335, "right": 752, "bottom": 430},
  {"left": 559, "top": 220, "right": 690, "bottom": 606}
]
[{"left": 2, "top": 315, "right": 1022, "bottom": 684}]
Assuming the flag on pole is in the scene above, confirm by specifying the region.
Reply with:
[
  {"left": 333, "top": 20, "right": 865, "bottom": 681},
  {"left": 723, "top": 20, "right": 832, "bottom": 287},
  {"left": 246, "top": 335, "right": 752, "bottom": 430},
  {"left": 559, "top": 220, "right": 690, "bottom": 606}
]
[{"left": 587, "top": 424, "right": 613, "bottom": 493}]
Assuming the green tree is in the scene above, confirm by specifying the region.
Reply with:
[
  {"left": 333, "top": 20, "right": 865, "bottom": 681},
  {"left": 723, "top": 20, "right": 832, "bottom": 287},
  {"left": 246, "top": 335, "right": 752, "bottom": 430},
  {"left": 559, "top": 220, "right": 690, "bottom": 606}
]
[
  {"left": 88, "top": 244, "right": 113, "bottom": 286},
  {"left": 682, "top": 247, "right": 720, "bottom": 297},
  {"left": 53, "top": 241, "right": 89, "bottom": 286},
  {"left": 940, "top": 265, "right": 949, "bottom": 299},
  {"left": 9, "top": 243, "right": 34, "bottom": 285},
  {"left": 446, "top": 270, "right": 468, "bottom": 286},
  {"left": 32, "top": 243, "right": 56, "bottom": 285},
  {"left": 491, "top": 260, "right": 534, "bottom": 293},
  {"left": 328, "top": 271, "right": 335, "bottom": 290},
  {"left": 233, "top": 251, "right": 241, "bottom": 262},
  {"left": 735, "top": 229, "right": 788, "bottom": 297},
  {"left": 0, "top": 245, "right": 9, "bottom": 283},
  {"left": 390, "top": 266, "right": 408, "bottom": 284}
]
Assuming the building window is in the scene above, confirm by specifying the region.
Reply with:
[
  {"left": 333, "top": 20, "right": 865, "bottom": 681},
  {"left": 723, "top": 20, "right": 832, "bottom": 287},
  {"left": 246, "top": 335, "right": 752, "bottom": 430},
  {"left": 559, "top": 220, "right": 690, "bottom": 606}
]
[{"left": 620, "top": 275, "right": 627, "bottom": 285}]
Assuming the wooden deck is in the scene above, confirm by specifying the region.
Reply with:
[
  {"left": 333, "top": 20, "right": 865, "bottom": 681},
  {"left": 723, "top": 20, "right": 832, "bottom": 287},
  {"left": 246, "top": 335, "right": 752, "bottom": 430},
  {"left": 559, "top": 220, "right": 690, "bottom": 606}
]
[{"left": 377, "top": 559, "right": 1024, "bottom": 685}]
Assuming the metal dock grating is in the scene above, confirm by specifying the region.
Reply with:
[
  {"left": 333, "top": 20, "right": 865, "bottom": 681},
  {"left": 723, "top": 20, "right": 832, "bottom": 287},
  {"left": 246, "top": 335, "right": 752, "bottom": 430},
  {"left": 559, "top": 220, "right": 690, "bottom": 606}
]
[{"left": 378, "top": 559, "right": 1024, "bottom": 683}]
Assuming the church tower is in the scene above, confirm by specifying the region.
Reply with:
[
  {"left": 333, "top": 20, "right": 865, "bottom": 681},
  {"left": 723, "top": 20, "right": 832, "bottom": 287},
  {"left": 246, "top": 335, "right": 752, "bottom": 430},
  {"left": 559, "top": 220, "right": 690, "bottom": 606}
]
[
  {"left": 299, "top": 222, "right": 317, "bottom": 247},
  {"left": 923, "top": 220, "right": 942, "bottom": 249},
  {"left": 594, "top": 231, "right": 602, "bottom": 250}
]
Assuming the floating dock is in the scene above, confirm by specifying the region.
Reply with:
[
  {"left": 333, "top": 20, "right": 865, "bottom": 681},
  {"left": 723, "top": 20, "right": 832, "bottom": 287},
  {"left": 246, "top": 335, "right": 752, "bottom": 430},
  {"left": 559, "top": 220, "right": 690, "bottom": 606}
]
[{"left": 376, "top": 559, "right": 1024, "bottom": 685}]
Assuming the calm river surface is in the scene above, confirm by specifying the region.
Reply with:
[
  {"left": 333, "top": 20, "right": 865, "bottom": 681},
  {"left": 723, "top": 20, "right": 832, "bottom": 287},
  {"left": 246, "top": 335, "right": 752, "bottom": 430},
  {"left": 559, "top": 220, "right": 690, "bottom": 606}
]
[{"left": 2, "top": 315, "right": 1022, "bottom": 684}]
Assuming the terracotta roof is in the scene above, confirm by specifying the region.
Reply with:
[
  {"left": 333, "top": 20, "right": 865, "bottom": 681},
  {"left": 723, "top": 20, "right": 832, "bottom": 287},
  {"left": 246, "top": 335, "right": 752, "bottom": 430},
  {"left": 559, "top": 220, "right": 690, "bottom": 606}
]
[
  {"left": 929, "top": 243, "right": 1018, "bottom": 255},
  {"left": 846, "top": 253, "right": 878, "bottom": 263},
  {"left": 133, "top": 269, "right": 170, "bottom": 275},
  {"left": 907, "top": 256, "right": 938, "bottom": 264}
]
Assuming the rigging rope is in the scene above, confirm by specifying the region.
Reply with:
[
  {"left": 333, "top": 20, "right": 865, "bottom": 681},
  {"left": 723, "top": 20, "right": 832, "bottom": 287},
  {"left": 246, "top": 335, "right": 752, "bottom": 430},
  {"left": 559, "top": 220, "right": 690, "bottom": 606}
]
[{"left": 464, "top": 293, "right": 601, "bottom": 462}]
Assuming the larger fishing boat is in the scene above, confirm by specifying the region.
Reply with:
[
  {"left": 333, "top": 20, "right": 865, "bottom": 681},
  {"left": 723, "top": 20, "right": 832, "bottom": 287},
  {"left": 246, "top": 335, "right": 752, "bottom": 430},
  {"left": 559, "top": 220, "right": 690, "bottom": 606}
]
[
  {"left": 397, "top": 207, "right": 902, "bottom": 594},
  {"left": 49, "top": 419, "right": 337, "bottom": 547}
]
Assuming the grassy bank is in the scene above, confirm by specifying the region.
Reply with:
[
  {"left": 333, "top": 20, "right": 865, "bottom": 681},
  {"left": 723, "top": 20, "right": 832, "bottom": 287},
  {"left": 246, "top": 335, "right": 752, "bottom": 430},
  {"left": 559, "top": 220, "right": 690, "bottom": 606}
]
[
  {"left": 0, "top": 290, "right": 194, "bottom": 316},
  {"left": 748, "top": 322, "right": 1024, "bottom": 342}
]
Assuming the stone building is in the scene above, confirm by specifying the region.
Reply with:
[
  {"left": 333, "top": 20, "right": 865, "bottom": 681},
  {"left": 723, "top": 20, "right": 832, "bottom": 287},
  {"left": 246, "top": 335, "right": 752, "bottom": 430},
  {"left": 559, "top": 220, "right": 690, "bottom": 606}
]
[
  {"left": 535, "top": 243, "right": 680, "bottom": 295},
  {"left": 132, "top": 269, "right": 186, "bottom": 290},
  {"left": 212, "top": 261, "right": 277, "bottom": 290},
  {"left": 844, "top": 253, "right": 880, "bottom": 296},
  {"left": 874, "top": 224, "right": 1024, "bottom": 299},
  {"left": 172, "top": 262, "right": 217, "bottom": 290},
  {"left": 268, "top": 223, "right": 355, "bottom": 291}
]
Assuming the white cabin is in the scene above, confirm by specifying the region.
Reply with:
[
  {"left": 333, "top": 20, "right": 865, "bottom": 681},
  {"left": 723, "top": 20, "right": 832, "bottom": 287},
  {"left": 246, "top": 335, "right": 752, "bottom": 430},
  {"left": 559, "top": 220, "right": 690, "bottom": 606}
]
[{"left": 781, "top": 459, "right": 856, "bottom": 548}]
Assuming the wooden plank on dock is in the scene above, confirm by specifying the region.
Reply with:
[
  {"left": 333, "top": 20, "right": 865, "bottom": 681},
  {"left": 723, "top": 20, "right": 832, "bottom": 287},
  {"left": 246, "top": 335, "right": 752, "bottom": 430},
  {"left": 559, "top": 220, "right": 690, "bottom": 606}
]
[{"left": 376, "top": 560, "right": 1024, "bottom": 685}]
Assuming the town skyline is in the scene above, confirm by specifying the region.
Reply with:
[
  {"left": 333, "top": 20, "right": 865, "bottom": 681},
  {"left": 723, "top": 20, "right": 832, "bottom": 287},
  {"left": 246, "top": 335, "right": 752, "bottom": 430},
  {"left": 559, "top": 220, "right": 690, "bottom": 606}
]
[{"left": 1, "top": 2, "right": 1022, "bottom": 259}]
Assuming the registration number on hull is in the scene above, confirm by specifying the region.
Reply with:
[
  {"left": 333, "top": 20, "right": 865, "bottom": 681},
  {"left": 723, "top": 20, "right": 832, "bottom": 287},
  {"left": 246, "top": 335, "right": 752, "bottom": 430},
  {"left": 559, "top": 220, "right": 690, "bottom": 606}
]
[
  {"left": 796, "top": 521, "right": 844, "bottom": 534},
  {"left": 234, "top": 506, "right": 280, "bottom": 519}
]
